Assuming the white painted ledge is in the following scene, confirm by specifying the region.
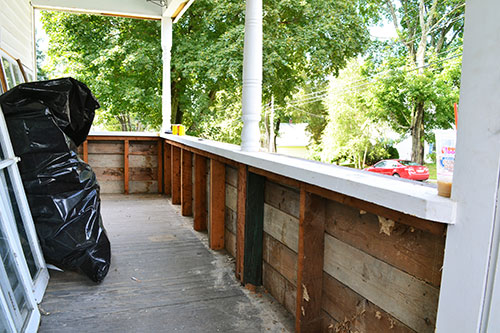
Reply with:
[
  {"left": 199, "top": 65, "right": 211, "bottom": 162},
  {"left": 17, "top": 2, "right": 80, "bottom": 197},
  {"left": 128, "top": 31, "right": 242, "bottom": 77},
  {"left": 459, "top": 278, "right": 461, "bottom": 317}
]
[
  {"left": 89, "top": 131, "right": 159, "bottom": 138},
  {"left": 162, "top": 134, "right": 457, "bottom": 224}
]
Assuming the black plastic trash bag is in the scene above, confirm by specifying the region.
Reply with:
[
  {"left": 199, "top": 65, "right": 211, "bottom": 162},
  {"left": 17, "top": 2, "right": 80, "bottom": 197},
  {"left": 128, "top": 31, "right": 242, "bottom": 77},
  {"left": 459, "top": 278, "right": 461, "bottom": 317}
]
[{"left": 0, "top": 78, "right": 111, "bottom": 283}]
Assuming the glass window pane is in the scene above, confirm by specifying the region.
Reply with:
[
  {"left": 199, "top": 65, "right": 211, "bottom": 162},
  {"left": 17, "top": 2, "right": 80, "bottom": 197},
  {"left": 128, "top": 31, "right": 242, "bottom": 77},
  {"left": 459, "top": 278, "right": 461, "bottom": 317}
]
[
  {"left": 11, "top": 65, "right": 23, "bottom": 85},
  {"left": 1, "top": 58, "right": 15, "bottom": 90}
]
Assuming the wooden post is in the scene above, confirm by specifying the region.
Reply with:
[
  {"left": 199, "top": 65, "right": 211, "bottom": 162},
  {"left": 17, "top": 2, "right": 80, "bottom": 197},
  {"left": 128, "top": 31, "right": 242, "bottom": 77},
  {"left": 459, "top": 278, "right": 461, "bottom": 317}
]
[
  {"left": 171, "top": 145, "right": 181, "bottom": 204},
  {"left": 157, "top": 140, "right": 163, "bottom": 194},
  {"left": 164, "top": 142, "right": 171, "bottom": 196},
  {"left": 194, "top": 154, "right": 207, "bottom": 231},
  {"left": 124, "top": 139, "right": 129, "bottom": 194},
  {"left": 181, "top": 149, "right": 193, "bottom": 216},
  {"left": 243, "top": 172, "right": 265, "bottom": 285},
  {"left": 236, "top": 164, "right": 248, "bottom": 281},
  {"left": 83, "top": 140, "right": 88, "bottom": 163},
  {"left": 296, "top": 186, "right": 326, "bottom": 332},
  {"left": 209, "top": 159, "right": 225, "bottom": 250}
]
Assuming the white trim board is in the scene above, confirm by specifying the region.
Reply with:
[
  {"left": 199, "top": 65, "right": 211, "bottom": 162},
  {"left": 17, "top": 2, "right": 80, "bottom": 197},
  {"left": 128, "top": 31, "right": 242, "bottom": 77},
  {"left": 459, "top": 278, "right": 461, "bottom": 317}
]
[{"left": 161, "top": 134, "right": 456, "bottom": 224}]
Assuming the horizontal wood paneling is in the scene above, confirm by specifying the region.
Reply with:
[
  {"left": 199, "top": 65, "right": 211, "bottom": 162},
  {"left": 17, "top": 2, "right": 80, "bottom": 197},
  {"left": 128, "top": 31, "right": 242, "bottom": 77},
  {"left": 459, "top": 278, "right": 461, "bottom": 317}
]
[
  {"left": 129, "top": 167, "right": 157, "bottom": 181},
  {"left": 325, "top": 200, "right": 445, "bottom": 287},
  {"left": 129, "top": 155, "right": 158, "bottom": 168},
  {"left": 88, "top": 154, "right": 123, "bottom": 168},
  {"left": 129, "top": 181, "right": 158, "bottom": 194},
  {"left": 263, "top": 233, "right": 297, "bottom": 286},
  {"left": 88, "top": 141, "right": 124, "bottom": 154},
  {"left": 129, "top": 141, "right": 158, "bottom": 155},
  {"left": 263, "top": 203, "right": 299, "bottom": 253},
  {"left": 225, "top": 184, "right": 237, "bottom": 212},
  {"left": 263, "top": 262, "right": 296, "bottom": 316},
  {"left": 264, "top": 181, "right": 300, "bottom": 219},
  {"left": 93, "top": 167, "right": 124, "bottom": 181},
  {"left": 323, "top": 234, "right": 439, "bottom": 333},
  {"left": 98, "top": 180, "right": 124, "bottom": 194},
  {"left": 322, "top": 272, "right": 414, "bottom": 333}
]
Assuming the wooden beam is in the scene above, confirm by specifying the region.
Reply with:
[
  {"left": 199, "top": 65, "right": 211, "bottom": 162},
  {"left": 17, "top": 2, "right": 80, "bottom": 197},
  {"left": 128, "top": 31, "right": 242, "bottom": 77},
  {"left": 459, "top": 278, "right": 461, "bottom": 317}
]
[
  {"left": 124, "top": 139, "right": 129, "bottom": 194},
  {"left": 171, "top": 145, "right": 181, "bottom": 205},
  {"left": 181, "top": 149, "right": 193, "bottom": 216},
  {"left": 296, "top": 187, "right": 326, "bottom": 332},
  {"left": 165, "top": 139, "right": 238, "bottom": 167},
  {"left": 248, "top": 166, "right": 300, "bottom": 188},
  {"left": 243, "top": 172, "right": 266, "bottom": 285},
  {"left": 82, "top": 140, "right": 88, "bottom": 163},
  {"left": 209, "top": 159, "right": 225, "bottom": 250},
  {"left": 157, "top": 140, "right": 163, "bottom": 193},
  {"left": 194, "top": 154, "right": 208, "bottom": 231},
  {"left": 163, "top": 142, "right": 172, "bottom": 196},
  {"left": 236, "top": 164, "right": 247, "bottom": 281}
]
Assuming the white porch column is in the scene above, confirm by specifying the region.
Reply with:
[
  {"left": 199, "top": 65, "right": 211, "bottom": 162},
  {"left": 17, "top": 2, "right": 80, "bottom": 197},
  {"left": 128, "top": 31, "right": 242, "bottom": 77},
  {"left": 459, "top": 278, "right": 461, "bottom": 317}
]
[
  {"left": 161, "top": 16, "right": 173, "bottom": 133},
  {"left": 240, "top": 0, "right": 262, "bottom": 152},
  {"left": 435, "top": 0, "right": 500, "bottom": 331}
]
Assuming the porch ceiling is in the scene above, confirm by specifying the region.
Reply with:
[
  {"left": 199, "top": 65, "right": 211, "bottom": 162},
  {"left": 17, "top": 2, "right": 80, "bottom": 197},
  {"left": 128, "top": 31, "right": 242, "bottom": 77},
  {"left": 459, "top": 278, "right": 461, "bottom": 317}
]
[{"left": 30, "top": 0, "right": 189, "bottom": 19}]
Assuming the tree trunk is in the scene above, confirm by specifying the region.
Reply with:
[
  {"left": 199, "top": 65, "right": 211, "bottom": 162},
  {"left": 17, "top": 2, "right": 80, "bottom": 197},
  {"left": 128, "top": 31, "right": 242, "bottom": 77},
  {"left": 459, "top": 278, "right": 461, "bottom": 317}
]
[
  {"left": 273, "top": 118, "right": 280, "bottom": 153},
  {"left": 411, "top": 102, "right": 425, "bottom": 164}
]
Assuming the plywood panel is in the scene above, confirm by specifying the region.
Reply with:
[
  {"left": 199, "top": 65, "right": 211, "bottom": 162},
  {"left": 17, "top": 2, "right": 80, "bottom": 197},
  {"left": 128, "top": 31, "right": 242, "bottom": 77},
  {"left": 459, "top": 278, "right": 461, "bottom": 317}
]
[
  {"left": 225, "top": 184, "right": 237, "bottom": 212},
  {"left": 88, "top": 154, "right": 123, "bottom": 168},
  {"left": 129, "top": 155, "right": 158, "bottom": 168},
  {"left": 265, "top": 181, "right": 300, "bottom": 218},
  {"left": 323, "top": 234, "right": 439, "bottom": 332},
  {"left": 88, "top": 141, "right": 124, "bottom": 154},
  {"left": 263, "top": 233, "right": 297, "bottom": 286},
  {"left": 263, "top": 203, "right": 299, "bottom": 253},
  {"left": 322, "top": 272, "right": 414, "bottom": 333},
  {"left": 263, "top": 262, "right": 296, "bottom": 316},
  {"left": 225, "top": 166, "right": 238, "bottom": 187},
  {"left": 325, "top": 200, "right": 445, "bottom": 287}
]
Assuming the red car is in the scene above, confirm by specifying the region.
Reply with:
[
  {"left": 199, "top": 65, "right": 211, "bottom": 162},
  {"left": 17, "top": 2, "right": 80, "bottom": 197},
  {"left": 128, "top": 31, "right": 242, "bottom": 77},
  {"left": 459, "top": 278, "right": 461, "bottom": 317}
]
[{"left": 363, "top": 159, "right": 429, "bottom": 181}]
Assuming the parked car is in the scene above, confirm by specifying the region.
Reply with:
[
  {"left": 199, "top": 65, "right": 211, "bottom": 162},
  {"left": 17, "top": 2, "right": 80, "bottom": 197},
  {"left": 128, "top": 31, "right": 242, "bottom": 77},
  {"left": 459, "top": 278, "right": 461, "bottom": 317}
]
[{"left": 363, "top": 159, "right": 429, "bottom": 181}]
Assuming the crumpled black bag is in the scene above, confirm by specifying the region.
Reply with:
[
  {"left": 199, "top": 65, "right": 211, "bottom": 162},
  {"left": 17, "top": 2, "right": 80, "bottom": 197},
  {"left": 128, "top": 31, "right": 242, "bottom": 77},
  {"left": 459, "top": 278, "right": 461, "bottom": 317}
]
[{"left": 0, "top": 78, "right": 111, "bottom": 283}]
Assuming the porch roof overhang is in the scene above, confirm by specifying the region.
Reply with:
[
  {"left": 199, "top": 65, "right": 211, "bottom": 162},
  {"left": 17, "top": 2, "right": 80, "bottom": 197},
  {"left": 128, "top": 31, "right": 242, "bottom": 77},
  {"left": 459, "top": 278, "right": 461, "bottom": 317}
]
[{"left": 30, "top": 0, "right": 193, "bottom": 20}]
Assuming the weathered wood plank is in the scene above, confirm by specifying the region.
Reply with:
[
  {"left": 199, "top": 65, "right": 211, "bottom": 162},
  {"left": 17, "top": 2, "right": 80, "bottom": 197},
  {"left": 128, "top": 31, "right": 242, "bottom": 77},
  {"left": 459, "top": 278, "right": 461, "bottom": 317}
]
[
  {"left": 83, "top": 140, "right": 88, "bottom": 163},
  {"left": 157, "top": 140, "right": 162, "bottom": 193},
  {"left": 87, "top": 141, "right": 124, "bottom": 154},
  {"left": 225, "top": 207, "right": 237, "bottom": 235},
  {"left": 129, "top": 167, "right": 157, "bottom": 181},
  {"left": 225, "top": 228, "right": 236, "bottom": 258},
  {"left": 248, "top": 166, "right": 301, "bottom": 188},
  {"left": 129, "top": 141, "right": 158, "bottom": 155},
  {"left": 265, "top": 180, "right": 300, "bottom": 218},
  {"left": 243, "top": 172, "right": 265, "bottom": 286},
  {"left": 263, "top": 203, "right": 299, "bottom": 253},
  {"left": 124, "top": 140, "right": 129, "bottom": 194},
  {"left": 225, "top": 166, "right": 238, "bottom": 187},
  {"left": 296, "top": 189, "right": 326, "bottom": 332},
  {"left": 236, "top": 164, "right": 247, "bottom": 282},
  {"left": 194, "top": 154, "right": 207, "bottom": 231},
  {"left": 305, "top": 183, "right": 446, "bottom": 236},
  {"left": 163, "top": 142, "right": 171, "bottom": 196},
  {"left": 87, "top": 136, "right": 158, "bottom": 141},
  {"left": 325, "top": 200, "right": 445, "bottom": 287},
  {"left": 323, "top": 234, "right": 439, "bottom": 332},
  {"left": 98, "top": 181, "right": 124, "bottom": 194},
  {"left": 209, "top": 159, "right": 225, "bottom": 250},
  {"left": 263, "top": 233, "right": 297, "bottom": 285},
  {"left": 181, "top": 149, "right": 193, "bottom": 216},
  {"left": 263, "top": 262, "right": 296, "bottom": 316},
  {"left": 171, "top": 146, "right": 181, "bottom": 205},
  {"left": 93, "top": 167, "right": 124, "bottom": 181},
  {"left": 129, "top": 181, "right": 157, "bottom": 194},
  {"left": 322, "top": 272, "right": 415, "bottom": 333},
  {"left": 225, "top": 184, "right": 237, "bottom": 212},
  {"left": 129, "top": 155, "right": 158, "bottom": 168},
  {"left": 88, "top": 154, "right": 123, "bottom": 168}
]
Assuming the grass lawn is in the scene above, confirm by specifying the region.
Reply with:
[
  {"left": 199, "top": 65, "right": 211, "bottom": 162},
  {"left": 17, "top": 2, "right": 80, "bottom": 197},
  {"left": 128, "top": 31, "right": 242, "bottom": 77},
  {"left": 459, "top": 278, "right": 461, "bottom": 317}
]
[{"left": 426, "top": 163, "right": 436, "bottom": 180}]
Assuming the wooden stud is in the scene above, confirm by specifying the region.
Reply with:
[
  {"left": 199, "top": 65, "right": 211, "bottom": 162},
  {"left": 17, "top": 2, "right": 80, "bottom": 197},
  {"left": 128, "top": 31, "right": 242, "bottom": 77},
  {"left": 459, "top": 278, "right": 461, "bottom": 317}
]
[
  {"left": 194, "top": 154, "right": 208, "bottom": 231},
  {"left": 236, "top": 164, "right": 247, "bottom": 281},
  {"left": 243, "top": 172, "right": 266, "bottom": 285},
  {"left": 157, "top": 140, "right": 163, "bottom": 193},
  {"left": 209, "top": 159, "right": 225, "bottom": 250},
  {"left": 163, "top": 142, "right": 172, "bottom": 196},
  {"left": 124, "top": 139, "right": 129, "bottom": 194},
  {"left": 171, "top": 145, "right": 181, "bottom": 205},
  {"left": 181, "top": 149, "right": 193, "bottom": 216},
  {"left": 296, "top": 186, "right": 326, "bottom": 333},
  {"left": 82, "top": 140, "right": 89, "bottom": 163}
]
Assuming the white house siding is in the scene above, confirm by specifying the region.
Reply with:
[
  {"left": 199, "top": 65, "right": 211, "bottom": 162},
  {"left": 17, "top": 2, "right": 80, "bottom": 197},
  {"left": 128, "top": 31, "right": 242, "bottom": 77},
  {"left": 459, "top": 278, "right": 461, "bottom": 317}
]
[{"left": 0, "top": 0, "right": 34, "bottom": 72}]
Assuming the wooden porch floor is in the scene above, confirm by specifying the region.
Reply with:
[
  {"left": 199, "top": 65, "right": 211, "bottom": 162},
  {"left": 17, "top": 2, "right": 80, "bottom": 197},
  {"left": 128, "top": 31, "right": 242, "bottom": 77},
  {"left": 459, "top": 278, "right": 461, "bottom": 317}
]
[{"left": 38, "top": 194, "right": 293, "bottom": 332}]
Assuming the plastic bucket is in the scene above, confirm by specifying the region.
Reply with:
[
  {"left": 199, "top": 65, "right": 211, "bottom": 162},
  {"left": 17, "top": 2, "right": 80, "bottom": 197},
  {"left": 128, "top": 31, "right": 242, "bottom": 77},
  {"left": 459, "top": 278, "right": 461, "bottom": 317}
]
[{"left": 435, "top": 129, "right": 456, "bottom": 197}]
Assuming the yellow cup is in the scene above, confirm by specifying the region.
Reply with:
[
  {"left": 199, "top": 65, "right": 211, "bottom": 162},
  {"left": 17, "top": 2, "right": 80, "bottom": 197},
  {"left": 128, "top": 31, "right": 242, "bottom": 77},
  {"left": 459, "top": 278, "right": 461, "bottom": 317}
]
[
  {"left": 178, "top": 125, "right": 185, "bottom": 136},
  {"left": 172, "top": 124, "right": 178, "bottom": 135}
]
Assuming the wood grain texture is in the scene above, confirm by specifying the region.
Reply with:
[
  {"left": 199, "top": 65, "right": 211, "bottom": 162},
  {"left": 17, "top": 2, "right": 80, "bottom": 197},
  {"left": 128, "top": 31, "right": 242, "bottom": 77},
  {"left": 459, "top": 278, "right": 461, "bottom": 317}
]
[
  {"left": 164, "top": 142, "right": 171, "bottom": 196},
  {"left": 129, "top": 141, "right": 158, "bottom": 155},
  {"left": 236, "top": 164, "right": 247, "bottom": 282},
  {"left": 171, "top": 146, "right": 181, "bottom": 205},
  {"left": 322, "top": 272, "right": 415, "bottom": 333},
  {"left": 323, "top": 234, "right": 439, "bottom": 332},
  {"left": 209, "top": 159, "right": 225, "bottom": 250},
  {"left": 124, "top": 140, "right": 129, "bottom": 194},
  {"left": 263, "top": 262, "right": 296, "bottom": 316},
  {"left": 225, "top": 166, "right": 238, "bottom": 187},
  {"left": 325, "top": 200, "right": 445, "bottom": 287},
  {"left": 264, "top": 180, "right": 300, "bottom": 218},
  {"left": 129, "top": 167, "right": 157, "bottom": 181},
  {"left": 129, "top": 181, "right": 158, "bottom": 194},
  {"left": 181, "top": 149, "right": 193, "bottom": 216},
  {"left": 263, "top": 203, "right": 299, "bottom": 253},
  {"left": 98, "top": 181, "right": 124, "bottom": 194},
  {"left": 263, "top": 233, "right": 297, "bottom": 286},
  {"left": 305, "top": 183, "right": 446, "bottom": 236},
  {"left": 248, "top": 166, "right": 301, "bottom": 188},
  {"left": 225, "top": 228, "right": 236, "bottom": 258},
  {"left": 93, "top": 167, "right": 124, "bottom": 181},
  {"left": 157, "top": 140, "right": 162, "bottom": 193},
  {"left": 88, "top": 154, "right": 123, "bottom": 168},
  {"left": 194, "top": 154, "right": 207, "bottom": 231},
  {"left": 88, "top": 141, "right": 124, "bottom": 154},
  {"left": 129, "top": 155, "right": 158, "bottom": 168},
  {"left": 225, "top": 207, "right": 237, "bottom": 235},
  {"left": 225, "top": 184, "right": 237, "bottom": 212},
  {"left": 296, "top": 188, "right": 326, "bottom": 333},
  {"left": 83, "top": 140, "right": 88, "bottom": 163}
]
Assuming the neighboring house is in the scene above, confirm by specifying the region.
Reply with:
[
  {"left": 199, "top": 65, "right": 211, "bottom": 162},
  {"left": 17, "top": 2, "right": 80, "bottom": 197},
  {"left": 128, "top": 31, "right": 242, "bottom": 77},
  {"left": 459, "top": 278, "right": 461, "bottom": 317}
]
[{"left": 275, "top": 123, "right": 311, "bottom": 158}]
